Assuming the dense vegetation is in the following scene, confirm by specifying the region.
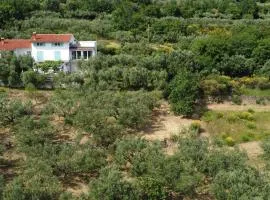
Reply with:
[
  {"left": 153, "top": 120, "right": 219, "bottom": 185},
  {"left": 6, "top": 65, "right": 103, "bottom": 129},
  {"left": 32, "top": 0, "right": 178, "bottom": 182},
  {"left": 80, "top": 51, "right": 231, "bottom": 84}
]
[{"left": 1, "top": 0, "right": 270, "bottom": 199}]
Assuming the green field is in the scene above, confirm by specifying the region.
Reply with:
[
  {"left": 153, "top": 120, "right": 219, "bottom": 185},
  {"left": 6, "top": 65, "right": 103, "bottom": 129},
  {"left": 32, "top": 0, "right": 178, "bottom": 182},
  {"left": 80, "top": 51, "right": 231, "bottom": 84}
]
[
  {"left": 242, "top": 88, "right": 270, "bottom": 97},
  {"left": 203, "top": 110, "right": 270, "bottom": 144}
]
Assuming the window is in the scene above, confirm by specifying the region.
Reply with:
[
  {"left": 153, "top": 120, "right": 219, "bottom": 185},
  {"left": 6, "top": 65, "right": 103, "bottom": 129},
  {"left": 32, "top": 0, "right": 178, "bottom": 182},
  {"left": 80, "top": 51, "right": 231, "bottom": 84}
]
[
  {"left": 54, "top": 51, "right": 61, "bottom": 61},
  {"left": 52, "top": 42, "right": 63, "bottom": 47},
  {"left": 77, "top": 51, "right": 81, "bottom": 59},
  {"left": 83, "top": 51, "right": 88, "bottom": 59},
  {"left": 36, "top": 43, "right": 45, "bottom": 46},
  {"left": 27, "top": 51, "right": 31, "bottom": 56},
  {"left": 88, "top": 51, "right": 93, "bottom": 58},
  {"left": 72, "top": 51, "right": 76, "bottom": 60},
  {"left": 37, "top": 51, "right": 44, "bottom": 61}
]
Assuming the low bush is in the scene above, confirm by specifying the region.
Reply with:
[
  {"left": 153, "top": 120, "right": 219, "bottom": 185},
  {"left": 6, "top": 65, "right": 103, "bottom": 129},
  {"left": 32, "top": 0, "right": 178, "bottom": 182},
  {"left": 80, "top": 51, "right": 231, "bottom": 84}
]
[
  {"left": 226, "top": 113, "right": 239, "bottom": 123},
  {"left": 89, "top": 167, "right": 137, "bottom": 200},
  {"left": 237, "top": 112, "right": 255, "bottom": 121},
  {"left": 168, "top": 70, "right": 201, "bottom": 116},
  {"left": 0, "top": 94, "right": 32, "bottom": 126},
  {"left": 248, "top": 108, "right": 255, "bottom": 113},
  {"left": 239, "top": 76, "right": 270, "bottom": 90},
  {"left": 224, "top": 136, "right": 235, "bottom": 146},
  {"left": 189, "top": 121, "right": 202, "bottom": 135},
  {"left": 201, "top": 148, "right": 247, "bottom": 176},
  {"left": 36, "top": 61, "right": 62, "bottom": 72},
  {"left": 114, "top": 138, "right": 148, "bottom": 166},
  {"left": 246, "top": 122, "right": 257, "bottom": 129},
  {"left": 241, "top": 135, "right": 252, "bottom": 142},
  {"left": 256, "top": 97, "right": 267, "bottom": 105},
  {"left": 262, "top": 138, "right": 270, "bottom": 160},
  {"left": 202, "top": 111, "right": 220, "bottom": 122},
  {"left": 213, "top": 168, "right": 270, "bottom": 200},
  {"left": 201, "top": 75, "right": 233, "bottom": 102},
  {"left": 22, "top": 71, "right": 47, "bottom": 88},
  {"left": 232, "top": 95, "right": 242, "bottom": 105}
]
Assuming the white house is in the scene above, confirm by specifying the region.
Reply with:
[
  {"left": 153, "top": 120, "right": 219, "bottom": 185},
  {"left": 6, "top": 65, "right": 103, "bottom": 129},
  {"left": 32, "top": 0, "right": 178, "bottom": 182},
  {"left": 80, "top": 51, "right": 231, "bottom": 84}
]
[
  {"left": 0, "top": 39, "right": 31, "bottom": 57},
  {"left": 31, "top": 33, "right": 76, "bottom": 62},
  {"left": 0, "top": 33, "right": 97, "bottom": 71}
]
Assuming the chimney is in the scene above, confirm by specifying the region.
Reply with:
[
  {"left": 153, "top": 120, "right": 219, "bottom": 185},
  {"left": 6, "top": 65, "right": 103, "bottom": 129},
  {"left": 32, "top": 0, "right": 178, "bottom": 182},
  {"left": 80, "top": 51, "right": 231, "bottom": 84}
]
[
  {"left": 32, "top": 32, "right": 37, "bottom": 40},
  {"left": 1, "top": 37, "right": 4, "bottom": 45}
]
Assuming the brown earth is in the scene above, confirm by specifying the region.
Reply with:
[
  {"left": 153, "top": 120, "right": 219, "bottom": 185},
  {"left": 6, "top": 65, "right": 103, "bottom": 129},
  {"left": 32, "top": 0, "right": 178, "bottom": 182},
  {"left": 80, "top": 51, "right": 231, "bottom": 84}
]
[
  {"left": 141, "top": 101, "right": 196, "bottom": 141},
  {"left": 239, "top": 141, "right": 265, "bottom": 169}
]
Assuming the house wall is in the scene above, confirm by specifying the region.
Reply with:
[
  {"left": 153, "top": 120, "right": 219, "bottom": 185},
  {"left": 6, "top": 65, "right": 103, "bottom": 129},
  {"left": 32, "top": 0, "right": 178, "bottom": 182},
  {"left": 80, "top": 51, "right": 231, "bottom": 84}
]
[
  {"left": 31, "top": 42, "right": 71, "bottom": 62},
  {"left": 14, "top": 48, "right": 31, "bottom": 56}
]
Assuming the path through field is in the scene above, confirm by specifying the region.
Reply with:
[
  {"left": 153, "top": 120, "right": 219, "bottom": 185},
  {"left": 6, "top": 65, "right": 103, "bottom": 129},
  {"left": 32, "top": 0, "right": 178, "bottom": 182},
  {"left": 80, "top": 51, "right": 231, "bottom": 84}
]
[
  {"left": 141, "top": 101, "right": 196, "bottom": 141},
  {"left": 239, "top": 141, "right": 265, "bottom": 169}
]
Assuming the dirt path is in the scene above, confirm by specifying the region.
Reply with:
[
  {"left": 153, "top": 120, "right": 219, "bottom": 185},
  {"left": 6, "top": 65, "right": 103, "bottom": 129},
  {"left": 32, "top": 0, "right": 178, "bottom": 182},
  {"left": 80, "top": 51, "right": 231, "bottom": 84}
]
[
  {"left": 239, "top": 141, "right": 263, "bottom": 159},
  {"left": 141, "top": 102, "right": 196, "bottom": 141},
  {"left": 239, "top": 141, "right": 265, "bottom": 169},
  {"left": 208, "top": 102, "right": 270, "bottom": 112}
]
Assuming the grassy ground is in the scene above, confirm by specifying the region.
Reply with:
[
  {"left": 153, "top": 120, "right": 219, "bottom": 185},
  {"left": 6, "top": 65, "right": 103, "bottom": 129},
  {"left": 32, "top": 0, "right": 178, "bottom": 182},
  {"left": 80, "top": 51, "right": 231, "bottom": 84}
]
[
  {"left": 242, "top": 88, "right": 270, "bottom": 97},
  {"left": 202, "top": 110, "right": 270, "bottom": 145}
]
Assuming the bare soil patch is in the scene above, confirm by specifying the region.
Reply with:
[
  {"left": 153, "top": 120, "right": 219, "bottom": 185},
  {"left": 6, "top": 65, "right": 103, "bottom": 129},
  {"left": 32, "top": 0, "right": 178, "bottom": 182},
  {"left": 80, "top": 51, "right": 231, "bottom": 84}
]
[
  {"left": 141, "top": 102, "right": 195, "bottom": 141},
  {"left": 64, "top": 176, "right": 89, "bottom": 196},
  {"left": 239, "top": 141, "right": 265, "bottom": 169},
  {"left": 239, "top": 141, "right": 263, "bottom": 159}
]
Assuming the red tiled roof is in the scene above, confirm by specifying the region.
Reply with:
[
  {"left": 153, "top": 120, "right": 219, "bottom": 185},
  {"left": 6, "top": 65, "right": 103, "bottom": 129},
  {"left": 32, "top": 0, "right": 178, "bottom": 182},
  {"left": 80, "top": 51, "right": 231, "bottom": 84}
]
[
  {"left": 0, "top": 39, "right": 31, "bottom": 51},
  {"left": 31, "top": 34, "right": 73, "bottom": 43}
]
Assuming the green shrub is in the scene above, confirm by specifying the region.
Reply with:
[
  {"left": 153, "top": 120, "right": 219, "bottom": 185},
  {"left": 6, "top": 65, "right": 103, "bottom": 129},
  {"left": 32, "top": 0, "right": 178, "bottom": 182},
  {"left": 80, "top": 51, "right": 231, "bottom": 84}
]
[
  {"left": 200, "top": 75, "right": 232, "bottom": 101},
  {"left": 239, "top": 77, "right": 270, "bottom": 90},
  {"left": 25, "top": 83, "right": 36, "bottom": 91},
  {"left": 262, "top": 138, "right": 270, "bottom": 160},
  {"left": 114, "top": 138, "right": 148, "bottom": 166},
  {"left": 4, "top": 159, "right": 62, "bottom": 200},
  {"left": 216, "top": 112, "right": 224, "bottom": 119},
  {"left": 212, "top": 168, "right": 270, "bottom": 200},
  {"left": 89, "top": 167, "right": 136, "bottom": 200},
  {"left": 224, "top": 136, "right": 235, "bottom": 146},
  {"left": 237, "top": 112, "right": 255, "bottom": 121},
  {"left": 256, "top": 97, "right": 267, "bottom": 105},
  {"left": 37, "top": 61, "right": 62, "bottom": 72},
  {"left": 0, "top": 95, "right": 32, "bottom": 126},
  {"left": 241, "top": 135, "right": 252, "bottom": 142},
  {"left": 227, "top": 113, "right": 239, "bottom": 123},
  {"left": 246, "top": 122, "right": 256, "bottom": 129},
  {"left": 178, "top": 137, "right": 209, "bottom": 164},
  {"left": 232, "top": 95, "right": 242, "bottom": 105},
  {"left": 136, "top": 177, "right": 167, "bottom": 200},
  {"left": 22, "top": 71, "right": 47, "bottom": 88},
  {"left": 202, "top": 111, "right": 217, "bottom": 122},
  {"left": 0, "top": 175, "right": 3, "bottom": 199},
  {"left": 0, "top": 88, "right": 7, "bottom": 93},
  {"left": 201, "top": 148, "right": 247, "bottom": 176},
  {"left": 168, "top": 70, "right": 201, "bottom": 116},
  {"left": 248, "top": 108, "right": 255, "bottom": 113},
  {"left": 189, "top": 121, "right": 201, "bottom": 133}
]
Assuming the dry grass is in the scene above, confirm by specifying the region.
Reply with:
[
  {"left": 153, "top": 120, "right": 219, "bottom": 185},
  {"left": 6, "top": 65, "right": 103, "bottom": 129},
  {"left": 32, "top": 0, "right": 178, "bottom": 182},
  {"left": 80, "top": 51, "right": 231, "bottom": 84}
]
[
  {"left": 239, "top": 141, "right": 265, "bottom": 170},
  {"left": 202, "top": 110, "right": 270, "bottom": 144},
  {"left": 208, "top": 102, "right": 270, "bottom": 112}
]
